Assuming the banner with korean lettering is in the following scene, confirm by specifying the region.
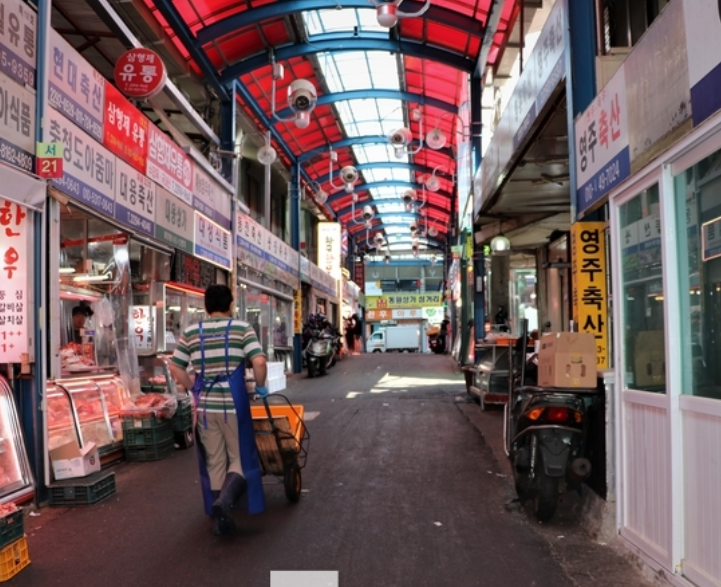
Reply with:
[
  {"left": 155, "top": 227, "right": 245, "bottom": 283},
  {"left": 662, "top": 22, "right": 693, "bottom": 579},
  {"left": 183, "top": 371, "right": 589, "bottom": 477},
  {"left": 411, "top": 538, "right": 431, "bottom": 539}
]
[
  {"left": 48, "top": 29, "right": 105, "bottom": 142},
  {"left": 0, "top": 0, "right": 35, "bottom": 88},
  {"left": 571, "top": 222, "right": 608, "bottom": 369},
  {"left": 103, "top": 82, "right": 148, "bottom": 173},
  {"left": 317, "top": 222, "right": 341, "bottom": 281},
  {"left": 193, "top": 164, "right": 231, "bottom": 230},
  {"left": 114, "top": 158, "right": 155, "bottom": 237},
  {"left": 309, "top": 262, "right": 337, "bottom": 299},
  {"left": 130, "top": 306, "right": 154, "bottom": 351},
  {"left": 366, "top": 293, "right": 443, "bottom": 310},
  {"left": 0, "top": 200, "right": 30, "bottom": 362},
  {"left": 45, "top": 107, "right": 115, "bottom": 217},
  {"left": 684, "top": 0, "right": 721, "bottom": 126},
  {"left": 575, "top": 69, "right": 631, "bottom": 214},
  {"left": 0, "top": 71, "right": 34, "bottom": 173},
  {"left": 194, "top": 211, "right": 231, "bottom": 270},
  {"left": 293, "top": 289, "right": 302, "bottom": 335},
  {"left": 147, "top": 124, "right": 193, "bottom": 205},
  {"left": 156, "top": 186, "right": 193, "bottom": 254},
  {"left": 353, "top": 261, "right": 365, "bottom": 293}
]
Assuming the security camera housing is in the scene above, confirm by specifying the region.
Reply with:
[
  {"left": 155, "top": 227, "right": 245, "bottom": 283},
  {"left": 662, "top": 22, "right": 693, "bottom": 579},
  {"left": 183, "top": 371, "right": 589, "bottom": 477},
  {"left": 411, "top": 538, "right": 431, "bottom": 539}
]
[
  {"left": 389, "top": 127, "right": 413, "bottom": 146},
  {"left": 362, "top": 205, "right": 374, "bottom": 220},
  {"left": 341, "top": 166, "right": 359, "bottom": 184},
  {"left": 401, "top": 189, "right": 416, "bottom": 203},
  {"left": 288, "top": 79, "right": 318, "bottom": 113},
  {"left": 409, "top": 221, "right": 419, "bottom": 233}
]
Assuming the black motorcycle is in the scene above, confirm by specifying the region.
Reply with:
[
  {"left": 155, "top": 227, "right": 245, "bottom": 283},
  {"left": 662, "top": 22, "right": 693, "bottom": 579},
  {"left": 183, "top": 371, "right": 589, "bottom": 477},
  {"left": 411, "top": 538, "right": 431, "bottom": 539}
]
[{"left": 504, "top": 326, "right": 601, "bottom": 521}]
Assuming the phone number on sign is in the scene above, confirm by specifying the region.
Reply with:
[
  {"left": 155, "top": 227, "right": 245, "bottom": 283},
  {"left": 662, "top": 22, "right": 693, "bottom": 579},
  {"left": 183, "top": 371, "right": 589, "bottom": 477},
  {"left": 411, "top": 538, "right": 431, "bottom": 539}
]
[
  {"left": 0, "top": 51, "right": 34, "bottom": 87},
  {"left": 0, "top": 143, "right": 32, "bottom": 172},
  {"left": 48, "top": 86, "right": 102, "bottom": 139},
  {"left": 125, "top": 210, "right": 152, "bottom": 233}
]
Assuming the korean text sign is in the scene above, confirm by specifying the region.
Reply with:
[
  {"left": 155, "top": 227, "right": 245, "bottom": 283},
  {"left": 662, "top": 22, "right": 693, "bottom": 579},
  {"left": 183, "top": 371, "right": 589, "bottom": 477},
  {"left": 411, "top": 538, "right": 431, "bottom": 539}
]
[
  {"left": 104, "top": 82, "right": 148, "bottom": 173},
  {"left": 48, "top": 29, "right": 105, "bottom": 142},
  {"left": 365, "top": 293, "right": 443, "bottom": 310},
  {"left": 194, "top": 211, "right": 231, "bottom": 269},
  {"left": 0, "top": 200, "right": 29, "bottom": 362},
  {"left": 571, "top": 222, "right": 608, "bottom": 368},
  {"left": 147, "top": 124, "right": 193, "bottom": 205},
  {"left": 0, "top": 70, "right": 34, "bottom": 172},
  {"left": 155, "top": 186, "right": 193, "bottom": 254},
  {"left": 113, "top": 48, "right": 166, "bottom": 99},
  {"left": 114, "top": 158, "right": 155, "bottom": 237},
  {"left": 45, "top": 107, "right": 115, "bottom": 216},
  {"left": 130, "top": 306, "right": 154, "bottom": 351},
  {"left": 317, "top": 222, "right": 341, "bottom": 281},
  {"left": 193, "top": 165, "right": 231, "bottom": 230},
  {"left": 0, "top": 0, "right": 35, "bottom": 88}
]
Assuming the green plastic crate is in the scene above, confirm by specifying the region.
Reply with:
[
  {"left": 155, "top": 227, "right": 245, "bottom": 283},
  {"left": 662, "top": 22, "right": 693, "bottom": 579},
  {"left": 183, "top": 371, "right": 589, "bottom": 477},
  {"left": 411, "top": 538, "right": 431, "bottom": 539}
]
[
  {"left": 0, "top": 510, "right": 23, "bottom": 549},
  {"left": 48, "top": 471, "right": 116, "bottom": 506},
  {"left": 124, "top": 439, "right": 175, "bottom": 462},
  {"left": 121, "top": 414, "right": 169, "bottom": 432},
  {"left": 122, "top": 420, "right": 173, "bottom": 447},
  {"left": 171, "top": 401, "right": 193, "bottom": 432}
]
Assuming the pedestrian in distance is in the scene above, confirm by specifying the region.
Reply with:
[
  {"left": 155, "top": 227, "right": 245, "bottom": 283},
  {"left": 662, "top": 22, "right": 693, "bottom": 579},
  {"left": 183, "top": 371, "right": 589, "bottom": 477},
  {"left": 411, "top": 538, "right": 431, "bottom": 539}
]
[
  {"left": 344, "top": 316, "right": 355, "bottom": 356},
  {"left": 169, "top": 284, "right": 268, "bottom": 536},
  {"left": 352, "top": 312, "right": 363, "bottom": 354}
]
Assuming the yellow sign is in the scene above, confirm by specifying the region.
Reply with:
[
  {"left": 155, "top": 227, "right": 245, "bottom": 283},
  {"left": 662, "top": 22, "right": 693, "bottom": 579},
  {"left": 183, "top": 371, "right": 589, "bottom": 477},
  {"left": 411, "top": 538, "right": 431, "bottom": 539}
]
[
  {"left": 571, "top": 222, "right": 608, "bottom": 368},
  {"left": 293, "top": 289, "right": 303, "bottom": 335},
  {"left": 366, "top": 293, "right": 443, "bottom": 310}
]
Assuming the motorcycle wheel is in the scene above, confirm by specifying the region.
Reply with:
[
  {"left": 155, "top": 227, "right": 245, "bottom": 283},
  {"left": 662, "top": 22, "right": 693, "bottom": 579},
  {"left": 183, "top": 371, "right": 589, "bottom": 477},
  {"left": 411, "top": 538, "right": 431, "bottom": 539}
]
[
  {"left": 533, "top": 456, "right": 560, "bottom": 521},
  {"left": 307, "top": 364, "right": 315, "bottom": 378}
]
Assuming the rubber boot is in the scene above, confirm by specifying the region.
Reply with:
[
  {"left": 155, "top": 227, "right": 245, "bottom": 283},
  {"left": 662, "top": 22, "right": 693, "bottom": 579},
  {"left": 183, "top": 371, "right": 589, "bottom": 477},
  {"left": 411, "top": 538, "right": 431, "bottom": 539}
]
[
  {"left": 210, "top": 491, "right": 222, "bottom": 536},
  {"left": 212, "top": 473, "right": 247, "bottom": 535}
]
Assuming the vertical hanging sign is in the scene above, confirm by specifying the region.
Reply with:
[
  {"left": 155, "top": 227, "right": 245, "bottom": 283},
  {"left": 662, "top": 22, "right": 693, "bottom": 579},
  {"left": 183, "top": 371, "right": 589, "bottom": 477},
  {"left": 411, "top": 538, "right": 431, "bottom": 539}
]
[
  {"left": 571, "top": 222, "right": 608, "bottom": 369},
  {"left": 317, "top": 222, "right": 341, "bottom": 281},
  {"left": 0, "top": 200, "right": 30, "bottom": 362},
  {"left": 293, "top": 289, "right": 303, "bottom": 335},
  {"left": 0, "top": 0, "right": 36, "bottom": 88}
]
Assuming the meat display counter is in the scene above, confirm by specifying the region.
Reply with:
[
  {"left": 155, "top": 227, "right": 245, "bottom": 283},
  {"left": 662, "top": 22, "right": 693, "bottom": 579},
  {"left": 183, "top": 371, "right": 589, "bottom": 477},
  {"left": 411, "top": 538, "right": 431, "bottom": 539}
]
[
  {"left": 0, "top": 377, "right": 34, "bottom": 504},
  {"left": 47, "top": 375, "right": 131, "bottom": 460},
  {"left": 138, "top": 355, "right": 178, "bottom": 395}
]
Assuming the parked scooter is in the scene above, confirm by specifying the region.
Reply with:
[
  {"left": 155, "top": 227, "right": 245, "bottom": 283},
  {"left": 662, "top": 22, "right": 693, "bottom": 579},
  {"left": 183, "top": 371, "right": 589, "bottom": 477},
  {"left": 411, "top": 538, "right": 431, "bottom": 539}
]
[
  {"left": 504, "top": 322, "right": 601, "bottom": 521},
  {"left": 302, "top": 314, "right": 336, "bottom": 377}
]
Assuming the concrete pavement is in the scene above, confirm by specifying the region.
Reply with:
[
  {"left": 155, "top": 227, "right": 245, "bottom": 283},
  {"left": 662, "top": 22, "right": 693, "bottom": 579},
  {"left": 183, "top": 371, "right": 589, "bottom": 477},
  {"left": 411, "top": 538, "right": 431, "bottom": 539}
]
[{"left": 17, "top": 354, "right": 652, "bottom": 587}]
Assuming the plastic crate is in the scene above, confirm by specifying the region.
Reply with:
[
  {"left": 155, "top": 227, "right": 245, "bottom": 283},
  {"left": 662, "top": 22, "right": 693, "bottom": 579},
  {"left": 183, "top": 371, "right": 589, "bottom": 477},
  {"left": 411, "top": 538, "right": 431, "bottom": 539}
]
[
  {"left": 122, "top": 420, "right": 173, "bottom": 447},
  {"left": 48, "top": 471, "right": 116, "bottom": 507},
  {"left": 0, "top": 536, "right": 30, "bottom": 582},
  {"left": 121, "top": 414, "right": 169, "bottom": 432},
  {"left": 171, "top": 400, "right": 193, "bottom": 432},
  {"left": 0, "top": 511, "right": 23, "bottom": 550},
  {"left": 124, "top": 439, "right": 175, "bottom": 462}
]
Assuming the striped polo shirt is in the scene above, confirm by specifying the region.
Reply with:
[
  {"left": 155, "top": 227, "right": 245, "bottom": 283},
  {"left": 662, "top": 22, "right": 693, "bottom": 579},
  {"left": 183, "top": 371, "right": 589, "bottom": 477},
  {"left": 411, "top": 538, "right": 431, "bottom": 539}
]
[{"left": 171, "top": 317, "right": 264, "bottom": 414}]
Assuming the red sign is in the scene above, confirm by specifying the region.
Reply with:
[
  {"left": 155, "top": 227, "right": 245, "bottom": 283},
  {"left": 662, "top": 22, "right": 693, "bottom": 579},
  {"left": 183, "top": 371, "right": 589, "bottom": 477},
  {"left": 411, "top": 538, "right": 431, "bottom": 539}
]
[
  {"left": 147, "top": 124, "right": 194, "bottom": 204},
  {"left": 0, "top": 201, "right": 29, "bottom": 363},
  {"left": 354, "top": 261, "right": 365, "bottom": 293},
  {"left": 104, "top": 82, "right": 149, "bottom": 173},
  {"left": 36, "top": 157, "right": 63, "bottom": 178},
  {"left": 114, "top": 48, "right": 167, "bottom": 99}
]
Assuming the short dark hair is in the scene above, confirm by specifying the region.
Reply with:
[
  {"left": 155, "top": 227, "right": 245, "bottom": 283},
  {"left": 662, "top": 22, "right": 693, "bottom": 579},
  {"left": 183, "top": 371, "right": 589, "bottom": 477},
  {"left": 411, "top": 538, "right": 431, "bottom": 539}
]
[
  {"left": 72, "top": 303, "right": 93, "bottom": 318},
  {"left": 205, "top": 285, "right": 233, "bottom": 314}
]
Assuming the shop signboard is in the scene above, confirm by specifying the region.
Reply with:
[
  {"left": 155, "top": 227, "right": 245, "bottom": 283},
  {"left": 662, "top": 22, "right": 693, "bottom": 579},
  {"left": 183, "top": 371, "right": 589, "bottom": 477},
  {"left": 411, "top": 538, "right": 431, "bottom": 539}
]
[
  {"left": 114, "top": 158, "right": 155, "bottom": 238},
  {"left": 570, "top": 222, "right": 608, "bottom": 369},
  {"left": 193, "top": 164, "right": 231, "bottom": 230},
  {"left": 194, "top": 211, "right": 231, "bottom": 270},
  {"left": 146, "top": 123, "right": 193, "bottom": 205},
  {"left": 48, "top": 29, "right": 105, "bottom": 142},
  {"left": 421, "top": 306, "right": 443, "bottom": 322},
  {"left": 155, "top": 185, "right": 193, "bottom": 254},
  {"left": 0, "top": 0, "right": 35, "bottom": 88},
  {"left": 353, "top": 261, "right": 365, "bottom": 293},
  {"left": 702, "top": 216, "right": 721, "bottom": 261},
  {"left": 479, "top": 0, "right": 566, "bottom": 207},
  {"left": 317, "top": 222, "right": 341, "bottom": 281},
  {"left": 638, "top": 214, "right": 662, "bottom": 267},
  {"left": 365, "top": 293, "right": 443, "bottom": 310},
  {"left": 309, "top": 262, "right": 337, "bottom": 299},
  {"left": 170, "top": 250, "right": 216, "bottom": 290},
  {"left": 300, "top": 255, "right": 310, "bottom": 283},
  {"left": 103, "top": 82, "right": 148, "bottom": 173},
  {"left": 621, "top": 220, "right": 640, "bottom": 275},
  {"left": 575, "top": 69, "right": 631, "bottom": 214},
  {"left": 45, "top": 107, "right": 115, "bottom": 217},
  {"left": 0, "top": 200, "right": 30, "bottom": 362},
  {"left": 0, "top": 71, "right": 34, "bottom": 173},
  {"left": 130, "top": 305, "right": 154, "bottom": 351},
  {"left": 113, "top": 48, "right": 166, "bottom": 100},
  {"left": 293, "top": 288, "right": 302, "bottom": 335},
  {"left": 391, "top": 308, "right": 423, "bottom": 320},
  {"left": 684, "top": 0, "right": 721, "bottom": 126}
]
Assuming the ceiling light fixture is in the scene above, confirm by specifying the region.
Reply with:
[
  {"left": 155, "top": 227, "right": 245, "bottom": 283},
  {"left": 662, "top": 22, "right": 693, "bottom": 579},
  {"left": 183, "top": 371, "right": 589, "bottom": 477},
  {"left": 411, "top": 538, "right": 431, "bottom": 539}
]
[
  {"left": 370, "top": 0, "right": 431, "bottom": 28},
  {"left": 257, "top": 131, "right": 277, "bottom": 166},
  {"left": 490, "top": 221, "right": 511, "bottom": 255}
]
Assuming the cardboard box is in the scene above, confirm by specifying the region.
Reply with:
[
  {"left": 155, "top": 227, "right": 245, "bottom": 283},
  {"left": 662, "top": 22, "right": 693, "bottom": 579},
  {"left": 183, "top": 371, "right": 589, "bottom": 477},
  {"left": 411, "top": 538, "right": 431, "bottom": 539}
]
[
  {"left": 634, "top": 331, "right": 665, "bottom": 388},
  {"left": 537, "top": 332, "right": 597, "bottom": 389},
  {"left": 50, "top": 441, "right": 101, "bottom": 480}
]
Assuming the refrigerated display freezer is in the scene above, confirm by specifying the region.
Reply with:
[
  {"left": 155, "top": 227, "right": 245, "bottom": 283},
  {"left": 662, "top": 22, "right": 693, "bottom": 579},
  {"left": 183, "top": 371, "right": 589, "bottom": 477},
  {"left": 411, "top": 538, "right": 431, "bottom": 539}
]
[{"left": 0, "top": 376, "right": 34, "bottom": 504}]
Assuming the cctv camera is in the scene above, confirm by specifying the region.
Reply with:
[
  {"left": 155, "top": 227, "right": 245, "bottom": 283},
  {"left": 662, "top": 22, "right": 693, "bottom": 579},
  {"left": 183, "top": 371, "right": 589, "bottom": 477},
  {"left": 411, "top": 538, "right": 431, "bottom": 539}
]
[
  {"left": 410, "top": 221, "right": 418, "bottom": 233},
  {"left": 341, "top": 165, "right": 359, "bottom": 184},
  {"left": 362, "top": 205, "right": 374, "bottom": 221},
  {"left": 401, "top": 189, "right": 416, "bottom": 204},
  {"left": 389, "top": 127, "right": 412, "bottom": 147},
  {"left": 288, "top": 79, "right": 317, "bottom": 113},
  {"left": 374, "top": 233, "right": 385, "bottom": 245}
]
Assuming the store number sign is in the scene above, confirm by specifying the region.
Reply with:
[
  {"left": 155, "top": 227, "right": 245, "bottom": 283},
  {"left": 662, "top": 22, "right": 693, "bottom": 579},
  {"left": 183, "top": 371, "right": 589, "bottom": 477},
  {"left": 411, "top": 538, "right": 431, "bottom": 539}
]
[{"left": 0, "top": 200, "right": 29, "bottom": 362}]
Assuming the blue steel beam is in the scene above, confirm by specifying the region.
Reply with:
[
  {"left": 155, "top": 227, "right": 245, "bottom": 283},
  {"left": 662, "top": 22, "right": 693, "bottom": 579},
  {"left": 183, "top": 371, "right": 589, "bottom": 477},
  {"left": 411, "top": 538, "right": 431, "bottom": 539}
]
[
  {"left": 300, "top": 135, "right": 454, "bottom": 162},
  {"left": 276, "top": 89, "right": 458, "bottom": 119},
  {"left": 196, "top": 0, "right": 483, "bottom": 45},
  {"left": 329, "top": 180, "right": 453, "bottom": 203},
  {"left": 219, "top": 34, "right": 476, "bottom": 82},
  {"left": 474, "top": 0, "right": 502, "bottom": 78},
  {"left": 150, "top": 0, "right": 229, "bottom": 101},
  {"left": 336, "top": 200, "right": 451, "bottom": 221},
  {"left": 314, "top": 162, "right": 454, "bottom": 186}
]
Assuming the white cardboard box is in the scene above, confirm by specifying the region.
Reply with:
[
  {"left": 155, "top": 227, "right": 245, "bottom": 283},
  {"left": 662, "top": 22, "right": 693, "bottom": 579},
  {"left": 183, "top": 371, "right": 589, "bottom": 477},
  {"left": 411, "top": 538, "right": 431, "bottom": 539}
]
[{"left": 50, "top": 441, "right": 101, "bottom": 480}]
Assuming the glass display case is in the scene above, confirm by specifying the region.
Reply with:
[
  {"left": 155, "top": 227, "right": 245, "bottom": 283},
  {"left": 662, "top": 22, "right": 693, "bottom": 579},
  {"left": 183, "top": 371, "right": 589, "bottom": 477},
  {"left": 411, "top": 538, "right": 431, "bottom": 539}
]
[
  {"left": 47, "top": 375, "right": 130, "bottom": 455},
  {"left": 0, "top": 377, "right": 33, "bottom": 503},
  {"left": 138, "top": 355, "right": 178, "bottom": 395},
  {"left": 160, "top": 283, "right": 206, "bottom": 353}
]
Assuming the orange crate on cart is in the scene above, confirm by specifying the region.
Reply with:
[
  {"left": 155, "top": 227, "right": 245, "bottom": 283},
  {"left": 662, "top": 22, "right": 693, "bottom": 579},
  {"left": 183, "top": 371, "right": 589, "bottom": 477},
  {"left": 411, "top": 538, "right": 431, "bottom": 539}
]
[{"left": 0, "top": 536, "right": 30, "bottom": 582}]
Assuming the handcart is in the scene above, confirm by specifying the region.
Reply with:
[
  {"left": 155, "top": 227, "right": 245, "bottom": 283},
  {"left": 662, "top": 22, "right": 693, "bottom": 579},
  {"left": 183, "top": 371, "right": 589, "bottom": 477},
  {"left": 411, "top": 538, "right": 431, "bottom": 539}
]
[{"left": 250, "top": 394, "right": 310, "bottom": 503}]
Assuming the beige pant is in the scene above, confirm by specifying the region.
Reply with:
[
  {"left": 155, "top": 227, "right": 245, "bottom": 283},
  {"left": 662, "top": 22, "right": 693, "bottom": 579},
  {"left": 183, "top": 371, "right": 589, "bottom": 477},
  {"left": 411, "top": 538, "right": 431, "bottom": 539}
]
[{"left": 197, "top": 412, "right": 243, "bottom": 490}]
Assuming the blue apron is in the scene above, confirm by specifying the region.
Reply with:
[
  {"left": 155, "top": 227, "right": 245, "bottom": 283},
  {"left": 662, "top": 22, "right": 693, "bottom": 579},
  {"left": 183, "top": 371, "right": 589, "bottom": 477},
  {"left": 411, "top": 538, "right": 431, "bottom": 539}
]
[{"left": 191, "top": 319, "right": 266, "bottom": 516}]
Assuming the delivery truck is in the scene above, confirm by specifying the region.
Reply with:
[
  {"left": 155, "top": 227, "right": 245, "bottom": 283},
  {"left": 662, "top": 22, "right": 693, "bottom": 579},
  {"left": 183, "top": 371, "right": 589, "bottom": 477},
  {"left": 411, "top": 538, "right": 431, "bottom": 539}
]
[{"left": 368, "top": 325, "right": 421, "bottom": 353}]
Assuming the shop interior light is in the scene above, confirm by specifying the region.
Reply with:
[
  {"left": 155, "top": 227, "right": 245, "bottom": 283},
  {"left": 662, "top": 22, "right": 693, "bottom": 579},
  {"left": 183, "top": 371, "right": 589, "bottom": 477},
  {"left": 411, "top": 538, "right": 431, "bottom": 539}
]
[
  {"left": 59, "top": 267, "right": 76, "bottom": 274},
  {"left": 73, "top": 273, "right": 111, "bottom": 283}
]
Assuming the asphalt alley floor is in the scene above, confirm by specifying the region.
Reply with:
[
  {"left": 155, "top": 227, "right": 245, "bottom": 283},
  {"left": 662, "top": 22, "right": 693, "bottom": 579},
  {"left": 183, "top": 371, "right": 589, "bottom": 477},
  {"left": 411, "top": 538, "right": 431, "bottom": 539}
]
[{"left": 18, "top": 353, "right": 654, "bottom": 587}]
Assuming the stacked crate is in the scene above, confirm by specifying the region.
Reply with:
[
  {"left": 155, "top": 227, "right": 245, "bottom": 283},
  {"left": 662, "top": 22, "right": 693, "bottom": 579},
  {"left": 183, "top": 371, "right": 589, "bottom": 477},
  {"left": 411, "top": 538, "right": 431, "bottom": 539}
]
[
  {"left": 122, "top": 414, "right": 174, "bottom": 461},
  {"left": 0, "top": 508, "right": 29, "bottom": 581},
  {"left": 266, "top": 362, "right": 287, "bottom": 394},
  {"left": 171, "top": 397, "right": 195, "bottom": 449}
]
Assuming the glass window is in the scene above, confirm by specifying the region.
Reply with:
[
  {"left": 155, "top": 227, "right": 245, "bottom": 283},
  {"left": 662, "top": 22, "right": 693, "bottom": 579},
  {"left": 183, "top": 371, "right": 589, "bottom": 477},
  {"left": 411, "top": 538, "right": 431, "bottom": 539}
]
[
  {"left": 675, "top": 149, "right": 721, "bottom": 399},
  {"left": 273, "top": 297, "right": 291, "bottom": 348},
  {"left": 619, "top": 184, "right": 666, "bottom": 392}
]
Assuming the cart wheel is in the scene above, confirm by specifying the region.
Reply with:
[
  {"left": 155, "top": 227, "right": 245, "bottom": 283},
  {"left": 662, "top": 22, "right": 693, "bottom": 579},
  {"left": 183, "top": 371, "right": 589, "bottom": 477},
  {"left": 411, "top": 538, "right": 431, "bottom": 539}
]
[
  {"left": 175, "top": 429, "right": 195, "bottom": 450},
  {"left": 283, "top": 462, "right": 302, "bottom": 503}
]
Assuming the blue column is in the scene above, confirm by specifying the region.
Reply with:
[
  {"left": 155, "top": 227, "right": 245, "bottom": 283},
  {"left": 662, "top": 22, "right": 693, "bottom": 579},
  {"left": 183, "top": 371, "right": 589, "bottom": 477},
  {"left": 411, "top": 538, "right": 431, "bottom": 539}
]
[
  {"left": 564, "top": 0, "right": 597, "bottom": 220},
  {"left": 219, "top": 88, "right": 236, "bottom": 186},
  {"left": 473, "top": 246, "right": 486, "bottom": 343},
  {"left": 470, "top": 75, "right": 483, "bottom": 172},
  {"left": 291, "top": 161, "right": 302, "bottom": 374}
]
